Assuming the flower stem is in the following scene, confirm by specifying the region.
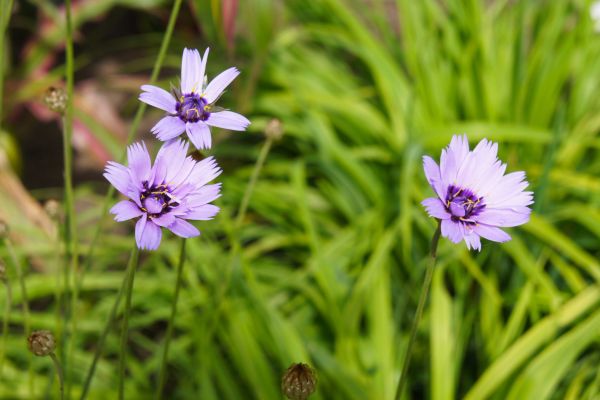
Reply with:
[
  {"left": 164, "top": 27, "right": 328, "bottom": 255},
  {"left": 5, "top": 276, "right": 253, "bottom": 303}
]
[
  {"left": 234, "top": 136, "right": 273, "bottom": 229},
  {"left": 49, "top": 352, "right": 64, "bottom": 400},
  {"left": 394, "top": 221, "right": 442, "bottom": 400},
  {"left": 0, "top": 276, "right": 11, "bottom": 374},
  {"left": 118, "top": 245, "right": 140, "bottom": 400},
  {"left": 79, "top": 248, "right": 136, "bottom": 400},
  {"left": 156, "top": 238, "right": 186, "bottom": 399}
]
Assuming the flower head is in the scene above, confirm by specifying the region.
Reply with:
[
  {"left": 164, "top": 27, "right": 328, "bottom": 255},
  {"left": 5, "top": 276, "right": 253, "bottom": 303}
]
[
  {"left": 281, "top": 363, "right": 317, "bottom": 400},
  {"left": 139, "top": 48, "right": 250, "bottom": 150},
  {"left": 28, "top": 330, "right": 56, "bottom": 357},
  {"left": 104, "top": 140, "right": 222, "bottom": 250},
  {"left": 421, "top": 134, "right": 533, "bottom": 251}
]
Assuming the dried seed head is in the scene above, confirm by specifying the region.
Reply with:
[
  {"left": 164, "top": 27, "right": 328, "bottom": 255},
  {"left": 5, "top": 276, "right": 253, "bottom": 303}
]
[
  {"left": 281, "top": 363, "right": 317, "bottom": 400},
  {"left": 0, "top": 220, "right": 8, "bottom": 239},
  {"left": 43, "top": 87, "right": 68, "bottom": 114},
  {"left": 265, "top": 118, "right": 283, "bottom": 141},
  {"left": 44, "top": 199, "right": 62, "bottom": 220},
  {"left": 28, "top": 330, "right": 56, "bottom": 357}
]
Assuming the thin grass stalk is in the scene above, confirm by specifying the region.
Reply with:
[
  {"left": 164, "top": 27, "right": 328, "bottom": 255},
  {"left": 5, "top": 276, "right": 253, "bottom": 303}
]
[
  {"left": 0, "top": 0, "right": 15, "bottom": 128},
  {"left": 62, "top": 0, "right": 79, "bottom": 396},
  {"left": 395, "top": 222, "right": 441, "bottom": 400},
  {"left": 0, "top": 274, "right": 11, "bottom": 373},
  {"left": 156, "top": 238, "right": 186, "bottom": 399},
  {"left": 79, "top": 247, "right": 137, "bottom": 400},
  {"left": 49, "top": 352, "right": 64, "bottom": 400},
  {"left": 118, "top": 245, "right": 140, "bottom": 400},
  {"left": 234, "top": 136, "right": 273, "bottom": 229},
  {"left": 4, "top": 238, "right": 33, "bottom": 393},
  {"left": 76, "top": 0, "right": 183, "bottom": 292}
]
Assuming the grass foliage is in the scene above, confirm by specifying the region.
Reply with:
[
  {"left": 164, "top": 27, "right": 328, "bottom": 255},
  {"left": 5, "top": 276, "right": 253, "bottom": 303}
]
[{"left": 1, "top": 0, "right": 600, "bottom": 399}]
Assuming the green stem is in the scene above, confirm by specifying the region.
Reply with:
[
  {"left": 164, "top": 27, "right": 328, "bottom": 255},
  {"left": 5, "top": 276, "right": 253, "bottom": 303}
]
[
  {"left": 0, "top": 276, "right": 11, "bottom": 374},
  {"left": 4, "top": 238, "right": 33, "bottom": 394},
  {"left": 79, "top": 248, "right": 136, "bottom": 400},
  {"left": 234, "top": 137, "right": 273, "bottom": 229},
  {"left": 118, "top": 246, "right": 140, "bottom": 400},
  {"left": 394, "top": 222, "right": 441, "bottom": 400},
  {"left": 50, "top": 352, "right": 64, "bottom": 400},
  {"left": 156, "top": 239, "right": 186, "bottom": 399}
]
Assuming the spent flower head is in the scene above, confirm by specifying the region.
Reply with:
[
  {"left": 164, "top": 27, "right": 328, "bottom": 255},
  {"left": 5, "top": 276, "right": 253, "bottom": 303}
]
[
  {"left": 421, "top": 134, "right": 533, "bottom": 251},
  {"left": 0, "top": 220, "right": 8, "bottom": 239},
  {"left": 139, "top": 48, "right": 250, "bottom": 150},
  {"left": 43, "top": 87, "right": 68, "bottom": 114},
  {"left": 104, "top": 140, "right": 222, "bottom": 250},
  {"left": 281, "top": 363, "right": 317, "bottom": 400},
  {"left": 28, "top": 330, "right": 56, "bottom": 357}
]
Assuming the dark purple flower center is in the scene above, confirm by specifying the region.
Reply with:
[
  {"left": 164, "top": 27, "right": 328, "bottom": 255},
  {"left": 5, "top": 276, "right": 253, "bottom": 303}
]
[
  {"left": 445, "top": 185, "right": 485, "bottom": 225},
  {"left": 140, "top": 182, "right": 179, "bottom": 217},
  {"left": 176, "top": 93, "right": 210, "bottom": 123}
]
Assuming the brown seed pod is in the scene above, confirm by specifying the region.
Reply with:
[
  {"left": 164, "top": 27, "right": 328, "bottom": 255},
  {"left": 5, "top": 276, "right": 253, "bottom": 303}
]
[
  {"left": 281, "top": 362, "right": 317, "bottom": 400},
  {"left": 28, "top": 330, "right": 56, "bottom": 357}
]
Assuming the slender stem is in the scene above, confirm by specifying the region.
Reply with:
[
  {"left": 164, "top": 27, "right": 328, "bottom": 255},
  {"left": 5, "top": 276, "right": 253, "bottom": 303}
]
[
  {"left": 0, "top": 277, "right": 11, "bottom": 374},
  {"left": 394, "top": 222, "right": 442, "bottom": 400},
  {"left": 50, "top": 352, "right": 64, "bottom": 400},
  {"left": 4, "top": 238, "right": 33, "bottom": 394},
  {"left": 118, "top": 246, "right": 140, "bottom": 400},
  {"left": 234, "top": 137, "right": 273, "bottom": 229},
  {"left": 63, "top": 0, "right": 79, "bottom": 396},
  {"left": 79, "top": 248, "right": 136, "bottom": 400},
  {"left": 156, "top": 239, "right": 186, "bottom": 399}
]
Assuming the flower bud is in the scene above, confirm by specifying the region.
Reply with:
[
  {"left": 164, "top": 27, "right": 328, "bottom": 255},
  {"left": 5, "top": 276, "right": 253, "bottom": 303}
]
[
  {"left": 265, "top": 118, "right": 283, "bottom": 141},
  {"left": 28, "top": 330, "right": 56, "bottom": 357},
  {"left": 281, "top": 363, "right": 317, "bottom": 400},
  {"left": 0, "top": 220, "right": 8, "bottom": 239},
  {"left": 43, "top": 87, "right": 68, "bottom": 114},
  {"left": 44, "top": 199, "right": 62, "bottom": 220}
]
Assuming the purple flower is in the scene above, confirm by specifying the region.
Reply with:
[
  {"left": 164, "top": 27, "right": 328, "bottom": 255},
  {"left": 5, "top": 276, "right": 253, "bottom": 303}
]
[
  {"left": 139, "top": 48, "right": 250, "bottom": 150},
  {"left": 104, "top": 140, "right": 221, "bottom": 250},
  {"left": 421, "top": 134, "right": 533, "bottom": 251}
]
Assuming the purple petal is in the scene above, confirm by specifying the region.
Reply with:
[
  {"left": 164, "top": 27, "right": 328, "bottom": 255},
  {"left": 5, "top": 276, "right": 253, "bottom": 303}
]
[
  {"left": 135, "top": 214, "right": 162, "bottom": 250},
  {"left": 139, "top": 85, "right": 177, "bottom": 113},
  {"left": 474, "top": 224, "right": 511, "bottom": 243},
  {"left": 186, "top": 184, "right": 222, "bottom": 207},
  {"left": 110, "top": 200, "right": 143, "bottom": 221},
  {"left": 464, "top": 233, "right": 481, "bottom": 251},
  {"left": 187, "top": 156, "right": 222, "bottom": 187},
  {"left": 441, "top": 219, "right": 464, "bottom": 244},
  {"left": 181, "top": 48, "right": 203, "bottom": 94},
  {"left": 199, "top": 48, "right": 209, "bottom": 88},
  {"left": 143, "top": 197, "right": 163, "bottom": 214},
  {"left": 127, "top": 142, "right": 151, "bottom": 184},
  {"left": 476, "top": 208, "right": 531, "bottom": 227},
  {"left": 204, "top": 67, "right": 240, "bottom": 103},
  {"left": 151, "top": 212, "right": 176, "bottom": 228},
  {"left": 151, "top": 116, "right": 186, "bottom": 142},
  {"left": 421, "top": 197, "right": 450, "bottom": 220},
  {"left": 184, "top": 204, "right": 220, "bottom": 220},
  {"left": 168, "top": 218, "right": 200, "bottom": 238},
  {"left": 423, "top": 156, "right": 445, "bottom": 199},
  {"left": 186, "top": 122, "right": 212, "bottom": 150},
  {"left": 206, "top": 111, "right": 250, "bottom": 131},
  {"left": 104, "top": 161, "right": 130, "bottom": 195},
  {"left": 152, "top": 139, "right": 189, "bottom": 185}
]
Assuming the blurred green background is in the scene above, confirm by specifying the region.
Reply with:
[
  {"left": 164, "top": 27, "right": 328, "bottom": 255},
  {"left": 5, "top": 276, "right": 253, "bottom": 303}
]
[{"left": 1, "top": 0, "right": 600, "bottom": 399}]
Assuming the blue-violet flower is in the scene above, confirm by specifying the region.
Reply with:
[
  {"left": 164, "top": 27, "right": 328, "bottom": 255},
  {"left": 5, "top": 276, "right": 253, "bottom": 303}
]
[
  {"left": 422, "top": 134, "right": 533, "bottom": 251},
  {"left": 104, "top": 140, "right": 221, "bottom": 250},
  {"left": 139, "top": 48, "right": 250, "bottom": 150}
]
